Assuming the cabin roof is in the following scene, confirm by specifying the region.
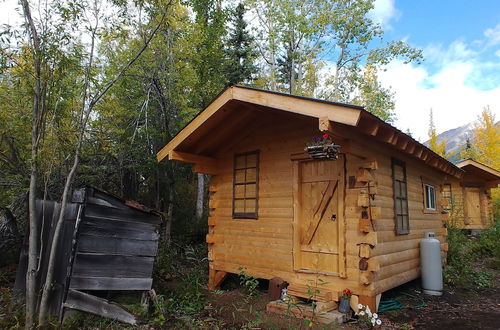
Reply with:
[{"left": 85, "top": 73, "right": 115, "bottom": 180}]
[
  {"left": 456, "top": 159, "right": 500, "bottom": 184},
  {"left": 157, "top": 85, "right": 463, "bottom": 178}
]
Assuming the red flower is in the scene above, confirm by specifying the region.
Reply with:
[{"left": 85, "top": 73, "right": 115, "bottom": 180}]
[{"left": 322, "top": 133, "right": 329, "bottom": 139}]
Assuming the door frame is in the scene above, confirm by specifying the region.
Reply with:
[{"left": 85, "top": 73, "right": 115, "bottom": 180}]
[{"left": 291, "top": 157, "right": 346, "bottom": 278}]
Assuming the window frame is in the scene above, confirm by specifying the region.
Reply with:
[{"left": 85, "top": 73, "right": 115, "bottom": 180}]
[
  {"left": 391, "top": 158, "right": 410, "bottom": 235},
  {"left": 232, "top": 150, "right": 260, "bottom": 219},
  {"left": 442, "top": 183, "right": 452, "bottom": 212},
  {"left": 424, "top": 183, "right": 437, "bottom": 211}
]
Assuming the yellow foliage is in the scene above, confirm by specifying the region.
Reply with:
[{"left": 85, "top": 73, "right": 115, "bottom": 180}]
[{"left": 472, "top": 106, "right": 500, "bottom": 169}]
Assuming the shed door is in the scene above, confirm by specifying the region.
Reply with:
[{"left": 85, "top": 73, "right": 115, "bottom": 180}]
[
  {"left": 293, "top": 158, "right": 345, "bottom": 276},
  {"left": 464, "top": 187, "right": 482, "bottom": 225}
]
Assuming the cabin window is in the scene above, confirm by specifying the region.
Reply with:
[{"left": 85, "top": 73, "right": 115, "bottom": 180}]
[
  {"left": 442, "top": 183, "right": 452, "bottom": 212},
  {"left": 233, "top": 151, "right": 259, "bottom": 219},
  {"left": 392, "top": 158, "right": 410, "bottom": 235},
  {"left": 424, "top": 184, "right": 436, "bottom": 210}
]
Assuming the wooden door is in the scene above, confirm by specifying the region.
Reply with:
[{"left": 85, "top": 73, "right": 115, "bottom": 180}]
[
  {"left": 464, "top": 187, "right": 482, "bottom": 225},
  {"left": 293, "top": 158, "right": 345, "bottom": 276}
]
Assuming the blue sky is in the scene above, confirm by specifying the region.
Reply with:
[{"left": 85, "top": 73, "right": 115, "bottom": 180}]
[{"left": 369, "top": 0, "right": 500, "bottom": 140}]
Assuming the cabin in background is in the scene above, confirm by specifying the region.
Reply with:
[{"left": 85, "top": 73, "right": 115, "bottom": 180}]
[
  {"left": 157, "top": 85, "right": 464, "bottom": 312},
  {"left": 444, "top": 159, "right": 500, "bottom": 230}
]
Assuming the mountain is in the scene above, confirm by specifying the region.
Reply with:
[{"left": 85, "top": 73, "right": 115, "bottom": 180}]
[{"left": 424, "top": 121, "right": 500, "bottom": 162}]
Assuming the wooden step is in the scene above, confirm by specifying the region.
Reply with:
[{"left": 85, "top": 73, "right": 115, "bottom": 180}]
[
  {"left": 266, "top": 300, "right": 347, "bottom": 325},
  {"left": 287, "top": 283, "right": 338, "bottom": 302}
]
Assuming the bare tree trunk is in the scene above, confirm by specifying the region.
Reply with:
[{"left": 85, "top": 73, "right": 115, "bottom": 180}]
[
  {"left": 164, "top": 188, "right": 173, "bottom": 244},
  {"left": 196, "top": 173, "right": 205, "bottom": 219},
  {"left": 20, "top": 0, "right": 42, "bottom": 327},
  {"left": 37, "top": 11, "right": 168, "bottom": 325}
]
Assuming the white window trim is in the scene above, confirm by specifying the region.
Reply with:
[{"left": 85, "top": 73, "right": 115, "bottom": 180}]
[{"left": 424, "top": 184, "right": 436, "bottom": 210}]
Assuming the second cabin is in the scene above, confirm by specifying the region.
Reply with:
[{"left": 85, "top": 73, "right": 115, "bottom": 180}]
[{"left": 156, "top": 85, "right": 498, "bottom": 311}]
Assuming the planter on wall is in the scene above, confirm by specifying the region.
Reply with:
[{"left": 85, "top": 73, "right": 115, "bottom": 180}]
[{"left": 306, "top": 143, "right": 341, "bottom": 160}]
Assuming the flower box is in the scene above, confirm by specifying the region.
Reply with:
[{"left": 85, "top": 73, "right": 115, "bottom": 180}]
[{"left": 305, "top": 143, "right": 341, "bottom": 160}]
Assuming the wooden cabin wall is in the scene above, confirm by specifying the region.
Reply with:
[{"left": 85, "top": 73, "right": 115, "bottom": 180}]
[
  {"left": 208, "top": 116, "right": 375, "bottom": 298},
  {"left": 446, "top": 180, "right": 494, "bottom": 230},
  {"left": 206, "top": 114, "right": 450, "bottom": 300},
  {"left": 332, "top": 126, "right": 449, "bottom": 297}
]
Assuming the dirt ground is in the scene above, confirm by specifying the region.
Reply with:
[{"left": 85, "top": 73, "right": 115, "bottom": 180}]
[
  {"left": 199, "top": 269, "right": 500, "bottom": 330},
  {"left": 1, "top": 263, "right": 499, "bottom": 329}
]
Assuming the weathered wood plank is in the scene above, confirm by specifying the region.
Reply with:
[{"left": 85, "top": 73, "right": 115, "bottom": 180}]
[
  {"left": 79, "top": 219, "right": 159, "bottom": 241},
  {"left": 77, "top": 234, "right": 159, "bottom": 256},
  {"left": 69, "top": 276, "right": 152, "bottom": 290},
  {"left": 85, "top": 204, "right": 161, "bottom": 224},
  {"left": 71, "top": 254, "right": 154, "bottom": 278},
  {"left": 64, "top": 289, "right": 136, "bottom": 325}
]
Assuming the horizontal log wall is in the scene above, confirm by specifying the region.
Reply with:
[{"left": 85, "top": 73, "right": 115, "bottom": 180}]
[
  {"left": 336, "top": 126, "right": 448, "bottom": 296},
  {"left": 209, "top": 116, "right": 374, "bottom": 297},
  {"left": 207, "top": 113, "right": 451, "bottom": 299}
]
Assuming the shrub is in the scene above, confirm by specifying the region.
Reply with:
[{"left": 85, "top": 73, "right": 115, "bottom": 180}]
[
  {"left": 444, "top": 226, "right": 493, "bottom": 289},
  {"left": 473, "top": 220, "right": 500, "bottom": 270}
]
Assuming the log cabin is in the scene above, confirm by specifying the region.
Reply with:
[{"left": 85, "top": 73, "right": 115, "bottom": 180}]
[
  {"left": 444, "top": 159, "right": 499, "bottom": 230},
  {"left": 156, "top": 85, "right": 490, "bottom": 312}
]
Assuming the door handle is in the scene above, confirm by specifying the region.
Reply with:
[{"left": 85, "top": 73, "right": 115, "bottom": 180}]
[{"left": 331, "top": 214, "right": 337, "bottom": 221}]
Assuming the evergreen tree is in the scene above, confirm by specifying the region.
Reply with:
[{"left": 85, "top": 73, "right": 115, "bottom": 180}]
[{"left": 224, "top": 3, "right": 257, "bottom": 85}]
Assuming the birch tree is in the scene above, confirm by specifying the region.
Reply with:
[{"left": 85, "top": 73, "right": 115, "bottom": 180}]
[{"left": 37, "top": 0, "right": 170, "bottom": 324}]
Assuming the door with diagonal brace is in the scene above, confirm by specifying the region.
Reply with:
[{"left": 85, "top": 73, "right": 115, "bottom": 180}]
[{"left": 293, "top": 157, "right": 345, "bottom": 276}]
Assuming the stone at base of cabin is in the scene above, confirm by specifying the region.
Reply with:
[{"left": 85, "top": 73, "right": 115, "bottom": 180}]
[{"left": 266, "top": 300, "right": 348, "bottom": 325}]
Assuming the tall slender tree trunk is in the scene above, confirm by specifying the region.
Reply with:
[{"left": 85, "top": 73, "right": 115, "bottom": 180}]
[
  {"left": 196, "top": 173, "right": 205, "bottom": 219},
  {"left": 20, "top": 0, "right": 42, "bottom": 327},
  {"left": 37, "top": 12, "right": 167, "bottom": 325}
]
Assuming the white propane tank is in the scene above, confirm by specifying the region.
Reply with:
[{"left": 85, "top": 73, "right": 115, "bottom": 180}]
[{"left": 420, "top": 232, "right": 443, "bottom": 296}]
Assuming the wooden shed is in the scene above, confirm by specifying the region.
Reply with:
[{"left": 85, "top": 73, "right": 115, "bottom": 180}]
[
  {"left": 156, "top": 85, "right": 463, "bottom": 311},
  {"left": 443, "top": 159, "right": 500, "bottom": 230},
  {"left": 15, "top": 187, "right": 162, "bottom": 324}
]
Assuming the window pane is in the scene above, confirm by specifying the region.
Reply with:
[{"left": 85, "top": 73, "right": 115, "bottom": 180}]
[
  {"left": 245, "top": 199, "right": 256, "bottom": 213},
  {"left": 402, "top": 215, "right": 409, "bottom": 231},
  {"left": 396, "top": 199, "right": 402, "bottom": 214},
  {"left": 430, "top": 186, "right": 436, "bottom": 209},
  {"left": 235, "top": 156, "right": 246, "bottom": 169},
  {"left": 235, "top": 185, "right": 245, "bottom": 198},
  {"left": 246, "top": 184, "right": 256, "bottom": 198},
  {"left": 235, "top": 169, "right": 246, "bottom": 183},
  {"left": 401, "top": 183, "right": 407, "bottom": 198},
  {"left": 234, "top": 199, "right": 245, "bottom": 213},
  {"left": 394, "top": 165, "right": 405, "bottom": 181},
  {"left": 394, "top": 181, "right": 401, "bottom": 198},
  {"left": 402, "top": 200, "right": 408, "bottom": 215},
  {"left": 246, "top": 168, "right": 257, "bottom": 182},
  {"left": 246, "top": 153, "right": 257, "bottom": 167}
]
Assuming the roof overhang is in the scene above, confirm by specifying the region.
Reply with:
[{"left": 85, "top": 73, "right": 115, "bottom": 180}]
[
  {"left": 156, "top": 85, "right": 463, "bottom": 178},
  {"left": 456, "top": 159, "right": 500, "bottom": 187},
  {"left": 156, "top": 85, "right": 363, "bottom": 162}
]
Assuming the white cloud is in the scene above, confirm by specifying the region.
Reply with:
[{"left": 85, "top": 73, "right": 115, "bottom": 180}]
[
  {"left": 368, "top": 0, "right": 400, "bottom": 29},
  {"left": 484, "top": 23, "right": 500, "bottom": 46},
  {"left": 378, "top": 57, "right": 500, "bottom": 142}
]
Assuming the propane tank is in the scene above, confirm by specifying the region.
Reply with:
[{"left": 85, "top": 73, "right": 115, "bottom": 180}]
[{"left": 420, "top": 232, "right": 443, "bottom": 296}]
